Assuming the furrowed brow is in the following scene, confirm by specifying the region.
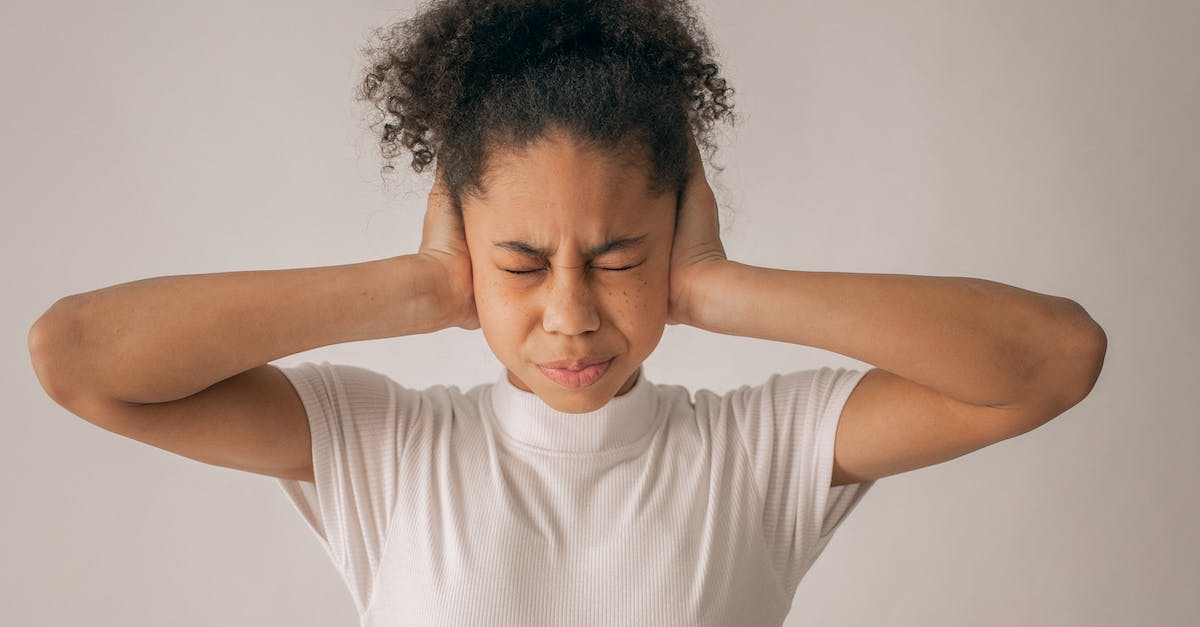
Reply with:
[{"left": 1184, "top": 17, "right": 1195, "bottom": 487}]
[{"left": 492, "top": 234, "right": 647, "bottom": 259}]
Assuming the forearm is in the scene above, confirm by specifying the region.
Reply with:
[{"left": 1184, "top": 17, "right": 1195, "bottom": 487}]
[
  {"left": 29, "top": 254, "right": 454, "bottom": 405},
  {"left": 685, "top": 261, "right": 1105, "bottom": 408}
]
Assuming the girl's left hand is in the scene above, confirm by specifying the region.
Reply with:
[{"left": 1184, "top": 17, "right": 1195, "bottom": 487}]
[{"left": 667, "top": 132, "right": 729, "bottom": 326}]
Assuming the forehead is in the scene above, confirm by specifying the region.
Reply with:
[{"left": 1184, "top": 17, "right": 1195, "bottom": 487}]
[{"left": 465, "top": 133, "right": 670, "bottom": 238}]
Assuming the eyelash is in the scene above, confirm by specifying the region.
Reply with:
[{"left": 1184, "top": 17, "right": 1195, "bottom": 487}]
[{"left": 504, "top": 264, "right": 639, "bottom": 275}]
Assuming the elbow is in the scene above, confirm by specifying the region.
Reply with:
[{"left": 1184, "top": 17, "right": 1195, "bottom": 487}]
[
  {"left": 29, "top": 317, "right": 63, "bottom": 405},
  {"left": 1055, "top": 298, "right": 1108, "bottom": 407},
  {"left": 28, "top": 299, "right": 86, "bottom": 407},
  {"left": 1078, "top": 319, "right": 1107, "bottom": 403}
]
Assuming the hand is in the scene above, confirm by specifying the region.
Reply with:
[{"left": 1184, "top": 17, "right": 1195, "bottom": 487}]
[
  {"left": 417, "top": 161, "right": 480, "bottom": 330},
  {"left": 667, "top": 132, "right": 728, "bottom": 326}
]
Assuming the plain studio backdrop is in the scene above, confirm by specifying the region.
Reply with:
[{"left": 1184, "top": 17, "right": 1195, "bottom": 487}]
[{"left": 3, "top": 0, "right": 1196, "bottom": 625}]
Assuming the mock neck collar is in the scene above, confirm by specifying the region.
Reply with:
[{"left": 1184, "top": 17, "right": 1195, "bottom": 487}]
[{"left": 487, "top": 365, "right": 659, "bottom": 453}]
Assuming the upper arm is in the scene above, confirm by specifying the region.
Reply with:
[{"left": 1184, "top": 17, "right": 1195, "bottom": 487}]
[
  {"left": 56, "top": 364, "right": 315, "bottom": 483},
  {"left": 830, "top": 367, "right": 1075, "bottom": 487}
]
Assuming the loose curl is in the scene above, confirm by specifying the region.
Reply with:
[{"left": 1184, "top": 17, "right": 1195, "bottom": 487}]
[{"left": 357, "top": 0, "right": 736, "bottom": 212}]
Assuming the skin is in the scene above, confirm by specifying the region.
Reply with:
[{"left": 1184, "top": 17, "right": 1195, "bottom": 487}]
[
  {"left": 459, "top": 129, "right": 680, "bottom": 414},
  {"left": 417, "top": 123, "right": 1104, "bottom": 487}
]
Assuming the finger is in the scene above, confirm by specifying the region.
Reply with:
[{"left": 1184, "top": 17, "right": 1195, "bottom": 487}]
[
  {"left": 432, "top": 158, "right": 453, "bottom": 196},
  {"left": 677, "top": 133, "right": 697, "bottom": 207},
  {"left": 679, "top": 132, "right": 715, "bottom": 208},
  {"left": 428, "top": 160, "right": 457, "bottom": 215},
  {"left": 679, "top": 133, "right": 710, "bottom": 210},
  {"left": 685, "top": 131, "right": 704, "bottom": 182},
  {"left": 432, "top": 154, "right": 443, "bottom": 180}
]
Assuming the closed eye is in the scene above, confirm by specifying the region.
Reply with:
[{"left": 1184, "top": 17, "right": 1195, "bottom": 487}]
[{"left": 503, "top": 263, "right": 641, "bottom": 275}]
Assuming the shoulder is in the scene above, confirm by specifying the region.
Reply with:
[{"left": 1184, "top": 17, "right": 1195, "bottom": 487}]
[{"left": 277, "top": 360, "right": 477, "bottom": 419}]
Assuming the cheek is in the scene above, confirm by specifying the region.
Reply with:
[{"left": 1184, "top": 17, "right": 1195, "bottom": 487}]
[
  {"left": 611, "top": 276, "right": 668, "bottom": 358},
  {"left": 473, "top": 274, "right": 540, "bottom": 332},
  {"left": 612, "top": 268, "right": 669, "bottom": 323},
  {"left": 472, "top": 279, "right": 509, "bottom": 324},
  {"left": 472, "top": 284, "right": 524, "bottom": 361}
]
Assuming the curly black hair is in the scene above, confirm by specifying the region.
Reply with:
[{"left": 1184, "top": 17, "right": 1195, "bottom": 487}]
[{"left": 357, "top": 0, "right": 736, "bottom": 212}]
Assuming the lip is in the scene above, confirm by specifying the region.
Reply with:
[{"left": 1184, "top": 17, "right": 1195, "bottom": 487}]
[
  {"left": 537, "top": 357, "right": 614, "bottom": 389},
  {"left": 537, "top": 355, "right": 615, "bottom": 370}
]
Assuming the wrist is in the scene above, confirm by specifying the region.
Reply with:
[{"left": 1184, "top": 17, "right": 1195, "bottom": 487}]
[
  {"left": 679, "top": 259, "right": 743, "bottom": 333},
  {"left": 404, "top": 253, "right": 475, "bottom": 332},
  {"left": 380, "top": 254, "right": 459, "bottom": 334}
]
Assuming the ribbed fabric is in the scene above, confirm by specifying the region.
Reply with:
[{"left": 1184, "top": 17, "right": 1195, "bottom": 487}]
[{"left": 275, "top": 362, "right": 875, "bottom": 626}]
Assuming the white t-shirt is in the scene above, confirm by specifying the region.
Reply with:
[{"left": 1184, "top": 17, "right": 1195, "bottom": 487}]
[{"left": 275, "top": 362, "right": 874, "bottom": 626}]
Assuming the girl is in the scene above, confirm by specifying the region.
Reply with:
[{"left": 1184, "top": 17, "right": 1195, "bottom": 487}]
[{"left": 28, "top": 0, "right": 1106, "bottom": 625}]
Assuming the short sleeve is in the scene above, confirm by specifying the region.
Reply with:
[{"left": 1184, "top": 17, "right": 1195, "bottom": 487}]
[
  {"left": 726, "top": 367, "right": 875, "bottom": 598},
  {"left": 274, "top": 360, "right": 421, "bottom": 615}
]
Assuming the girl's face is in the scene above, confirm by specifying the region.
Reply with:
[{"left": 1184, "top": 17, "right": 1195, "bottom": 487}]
[{"left": 461, "top": 130, "right": 677, "bottom": 413}]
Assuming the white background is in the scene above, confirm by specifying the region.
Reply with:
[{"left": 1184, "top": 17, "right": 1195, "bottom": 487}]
[{"left": 4, "top": 0, "right": 1196, "bottom": 625}]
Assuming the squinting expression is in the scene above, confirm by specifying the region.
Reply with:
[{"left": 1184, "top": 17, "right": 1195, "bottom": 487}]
[{"left": 461, "top": 128, "right": 677, "bottom": 413}]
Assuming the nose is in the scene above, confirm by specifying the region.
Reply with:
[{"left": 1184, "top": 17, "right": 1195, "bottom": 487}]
[{"left": 542, "top": 268, "right": 600, "bottom": 336}]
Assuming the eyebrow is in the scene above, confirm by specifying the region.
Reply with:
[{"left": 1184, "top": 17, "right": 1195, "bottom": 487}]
[{"left": 491, "top": 234, "right": 649, "bottom": 259}]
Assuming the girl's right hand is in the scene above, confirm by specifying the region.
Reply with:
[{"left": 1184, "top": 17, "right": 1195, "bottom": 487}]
[{"left": 417, "top": 161, "right": 480, "bottom": 331}]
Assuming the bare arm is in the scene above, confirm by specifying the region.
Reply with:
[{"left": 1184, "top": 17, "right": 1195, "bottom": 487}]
[
  {"left": 28, "top": 253, "right": 459, "bottom": 406},
  {"left": 27, "top": 162, "right": 473, "bottom": 482}
]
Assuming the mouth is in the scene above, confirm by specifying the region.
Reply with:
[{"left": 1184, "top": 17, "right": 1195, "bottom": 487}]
[
  {"left": 536, "top": 356, "right": 615, "bottom": 389},
  {"left": 537, "top": 354, "right": 614, "bottom": 370}
]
